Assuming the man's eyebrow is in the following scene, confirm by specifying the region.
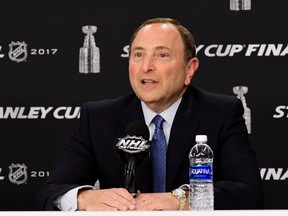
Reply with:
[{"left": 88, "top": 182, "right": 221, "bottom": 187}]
[
  {"left": 154, "top": 46, "right": 171, "bottom": 52},
  {"left": 131, "top": 46, "right": 145, "bottom": 52},
  {"left": 130, "top": 46, "right": 171, "bottom": 53}
]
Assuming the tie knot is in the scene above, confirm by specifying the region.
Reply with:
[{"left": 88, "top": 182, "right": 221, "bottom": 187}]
[{"left": 152, "top": 115, "right": 165, "bottom": 129}]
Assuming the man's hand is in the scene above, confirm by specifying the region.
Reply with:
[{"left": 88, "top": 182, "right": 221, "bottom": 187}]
[
  {"left": 77, "top": 188, "right": 136, "bottom": 211},
  {"left": 135, "top": 192, "right": 179, "bottom": 210}
]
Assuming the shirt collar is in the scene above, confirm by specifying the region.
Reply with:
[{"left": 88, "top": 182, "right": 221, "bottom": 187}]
[{"left": 141, "top": 97, "right": 182, "bottom": 127}]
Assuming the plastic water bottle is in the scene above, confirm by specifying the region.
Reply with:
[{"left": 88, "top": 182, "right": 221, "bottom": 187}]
[{"left": 189, "top": 135, "right": 214, "bottom": 210}]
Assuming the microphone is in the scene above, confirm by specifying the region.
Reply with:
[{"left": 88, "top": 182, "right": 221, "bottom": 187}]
[{"left": 114, "top": 121, "right": 151, "bottom": 197}]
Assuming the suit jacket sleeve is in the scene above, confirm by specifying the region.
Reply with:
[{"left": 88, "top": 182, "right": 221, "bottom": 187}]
[
  {"left": 168, "top": 87, "right": 263, "bottom": 209},
  {"left": 34, "top": 103, "right": 99, "bottom": 210}
]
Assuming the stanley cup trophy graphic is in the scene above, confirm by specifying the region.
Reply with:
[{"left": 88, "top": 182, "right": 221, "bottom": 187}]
[
  {"left": 230, "top": 0, "right": 251, "bottom": 11},
  {"left": 233, "top": 86, "right": 251, "bottom": 134},
  {"left": 79, "top": 25, "right": 100, "bottom": 73}
]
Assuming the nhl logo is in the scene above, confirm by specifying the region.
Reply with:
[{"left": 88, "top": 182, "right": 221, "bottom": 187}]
[
  {"left": 8, "top": 41, "right": 28, "bottom": 63},
  {"left": 8, "top": 163, "right": 28, "bottom": 185},
  {"left": 115, "top": 135, "right": 150, "bottom": 154}
]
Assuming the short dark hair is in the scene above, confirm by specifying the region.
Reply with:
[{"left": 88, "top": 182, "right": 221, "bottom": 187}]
[{"left": 129, "top": 18, "right": 197, "bottom": 64}]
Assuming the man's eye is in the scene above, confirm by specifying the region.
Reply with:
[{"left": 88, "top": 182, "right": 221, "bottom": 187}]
[
  {"left": 135, "top": 53, "right": 143, "bottom": 58},
  {"left": 159, "top": 53, "right": 169, "bottom": 58}
]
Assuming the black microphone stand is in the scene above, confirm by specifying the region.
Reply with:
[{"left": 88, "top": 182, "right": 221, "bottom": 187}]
[{"left": 124, "top": 156, "right": 137, "bottom": 197}]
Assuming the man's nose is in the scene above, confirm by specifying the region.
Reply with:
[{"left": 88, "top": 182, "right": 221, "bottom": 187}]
[{"left": 142, "top": 56, "right": 156, "bottom": 73}]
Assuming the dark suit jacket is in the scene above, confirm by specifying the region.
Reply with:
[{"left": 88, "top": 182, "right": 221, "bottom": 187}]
[{"left": 35, "top": 85, "right": 264, "bottom": 210}]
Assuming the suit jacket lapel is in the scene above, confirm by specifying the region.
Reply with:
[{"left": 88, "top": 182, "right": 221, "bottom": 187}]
[
  {"left": 123, "top": 95, "right": 144, "bottom": 123},
  {"left": 123, "top": 95, "right": 152, "bottom": 192},
  {"left": 166, "top": 87, "right": 200, "bottom": 190}
]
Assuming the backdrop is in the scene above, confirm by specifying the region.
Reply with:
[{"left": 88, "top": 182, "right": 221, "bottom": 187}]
[{"left": 0, "top": 0, "right": 287, "bottom": 210}]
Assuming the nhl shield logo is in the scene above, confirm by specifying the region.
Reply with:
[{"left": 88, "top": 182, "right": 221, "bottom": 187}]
[
  {"left": 8, "top": 163, "right": 28, "bottom": 185},
  {"left": 8, "top": 41, "right": 28, "bottom": 63}
]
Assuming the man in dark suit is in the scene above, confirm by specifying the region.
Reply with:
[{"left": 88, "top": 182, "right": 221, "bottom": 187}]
[{"left": 35, "top": 18, "right": 263, "bottom": 211}]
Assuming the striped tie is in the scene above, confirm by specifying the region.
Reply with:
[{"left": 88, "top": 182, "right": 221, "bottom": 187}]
[{"left": 151, "top": 115, "right": 166, "bottom": 192}]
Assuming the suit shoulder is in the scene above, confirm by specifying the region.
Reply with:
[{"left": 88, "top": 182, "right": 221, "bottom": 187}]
[
  {"left": 84, "top": 92, "right": 137, "bottom": 112},
  {"left": 189, "top": 86, "right": 241, "bottom": 109}
]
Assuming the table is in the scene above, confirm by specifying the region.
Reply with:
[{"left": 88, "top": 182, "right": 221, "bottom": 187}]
[{"left": 0, "top": 211, "right": 288, "bottom": 216}]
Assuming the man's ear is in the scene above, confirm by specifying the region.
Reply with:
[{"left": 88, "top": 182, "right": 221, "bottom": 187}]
[{"left": 185, "top": 57, "right": 199, "bottom": 85}]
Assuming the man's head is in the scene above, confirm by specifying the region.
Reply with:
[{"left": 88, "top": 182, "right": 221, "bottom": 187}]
[
  {"left": 129, "top": 18, "right": 197, "bottom": 65},
  {"left": 129, "top": 18, "right": 199, "bottom": 113}
]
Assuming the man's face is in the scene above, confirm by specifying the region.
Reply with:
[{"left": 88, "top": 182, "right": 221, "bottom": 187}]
[{"left": 129, "top": 23, "right": 198, "bottom": 113}]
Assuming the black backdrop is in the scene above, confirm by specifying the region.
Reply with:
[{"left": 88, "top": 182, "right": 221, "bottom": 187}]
[{"left": 1, "top": 0, "right": 288, "bottom": 210}]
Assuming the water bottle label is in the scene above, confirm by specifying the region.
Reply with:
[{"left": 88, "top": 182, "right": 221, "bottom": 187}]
[{"left": 189, "top": 165, "right": 213, "bottom": 181}]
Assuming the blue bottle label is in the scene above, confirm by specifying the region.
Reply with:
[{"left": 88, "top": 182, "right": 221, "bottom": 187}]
[{"left": 189, "top": 164, "right": 213, "bottom": 181}]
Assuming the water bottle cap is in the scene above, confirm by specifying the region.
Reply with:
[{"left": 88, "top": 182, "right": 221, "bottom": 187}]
[{"left": 195, "top": 135, "right": 207, "bottom": 142}]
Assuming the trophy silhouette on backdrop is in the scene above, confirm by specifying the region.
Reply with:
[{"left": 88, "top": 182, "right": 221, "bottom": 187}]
[
  {"left": 79, "top": 25, "right": 100, "bottom": 73},
  {"left": 233, "top": 86, "right": 251, "bottom": 134},
  {"left": 230, "top": 0, "right": 251, "bottom": 11}
]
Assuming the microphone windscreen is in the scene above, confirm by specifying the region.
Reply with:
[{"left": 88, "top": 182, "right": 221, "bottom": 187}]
[{"left": 124, "top": 120, "right": 149, "bottom": 140}]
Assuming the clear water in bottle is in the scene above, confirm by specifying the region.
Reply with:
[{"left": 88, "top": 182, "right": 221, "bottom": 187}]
[{"left": 189, "top": 135, "right": 214, "bottom": 210}]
